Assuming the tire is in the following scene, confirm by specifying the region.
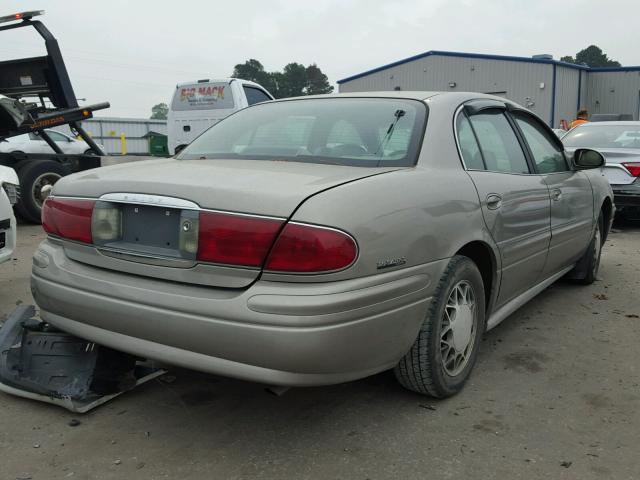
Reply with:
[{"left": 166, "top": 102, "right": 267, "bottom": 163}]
[
  {"left": 395, "top": 255, "right": 486, "bottom": 398},
  {"left": 572, "top": 213, "right": 604, "bottom": 285},
  {"left": 15, "top": 160, "right": 70, "bottom": 224}
]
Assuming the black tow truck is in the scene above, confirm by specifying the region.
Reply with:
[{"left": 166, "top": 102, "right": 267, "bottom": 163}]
[{"left": 0, "top": 10, "right": 110, "bottom": 223}]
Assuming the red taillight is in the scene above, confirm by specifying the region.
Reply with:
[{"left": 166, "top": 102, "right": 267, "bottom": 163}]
[
  {"left": 42, "top": 198, "right": 95, "bottom": 244},
  {"left": 622, "top": 162, "right": 640, "bottom": 177},
  {"left": 197, "top": 212, "right": 283, "bottom": 267},
  {"left": 265, "top": 223, "right": 357, "bottom": 273}
]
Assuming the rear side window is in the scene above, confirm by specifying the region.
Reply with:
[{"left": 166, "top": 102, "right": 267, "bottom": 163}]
[
  {"left": 171, "top": 83, "right": 234, "bottom": 111},
  {"left": 514, "top": 114, "right": 568, "bottom": 173},
  {"left": 456, "top": 114, "right": 484, "bottom": 170},
  {"left": 469, "top": 111, "right": 530, "bottom": 174},
  {"left": 243, "top": 86, "right": 271, "bottom": 106},
  {"left": 48, "top": 131, "right": 69, "bottom": 142}
]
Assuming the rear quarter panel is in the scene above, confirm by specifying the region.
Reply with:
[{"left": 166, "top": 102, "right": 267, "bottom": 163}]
[{"left": 261, "top": 166, "right": 494, "bottom": 284}]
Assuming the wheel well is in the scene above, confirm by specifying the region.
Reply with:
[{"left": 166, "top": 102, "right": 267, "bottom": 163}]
[
  {"left": 0, "top": 152, "right": 23, "bottom": 167},
  {"left": 456, "top": 241, "right": 495, "bottom": 311},
  {"left": 600, "top": 197, "right": 613, "bottom": 242}
]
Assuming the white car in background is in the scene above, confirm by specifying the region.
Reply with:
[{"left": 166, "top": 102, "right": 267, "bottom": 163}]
[
  {"left": 0, "top": 165, "right": 19, "bottom": 263},
  {"left": 0, "top": 130, "right": 102, "bottom": 155},
  {"left": 552, "top": 128, "right": 567, "bottom": 138}
]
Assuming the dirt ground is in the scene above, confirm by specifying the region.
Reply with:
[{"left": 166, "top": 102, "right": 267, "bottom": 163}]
[{"left": 1, "top": 220, "right": 639, "bottom": 480}]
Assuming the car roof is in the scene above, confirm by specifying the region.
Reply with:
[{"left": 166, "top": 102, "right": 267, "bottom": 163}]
[
  {"left": 269, "top": 91, "right": 516, "bottom": 103},
  {"left": 175, "top": 78, "right": 266, "bottom": 88},
  {"left": 577, "top": 121, "right": 640, "bottom": 127}
]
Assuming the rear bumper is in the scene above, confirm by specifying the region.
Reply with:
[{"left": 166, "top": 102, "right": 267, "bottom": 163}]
[
  {"left": 612, "top": 182, "right": 640, "bottom": 209},
  {"left": 0, "top": 203, "right": 16, "bottom": 264},
  {"left": 31, "top": 239, "right": 445, "bottom": 386}
]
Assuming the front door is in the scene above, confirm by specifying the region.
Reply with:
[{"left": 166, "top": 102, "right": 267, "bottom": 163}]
[
  {"left": 457, "top": 107, "right": 551, "bottom": 307},
  {"left": 511, "top": 112, "right": 594, "bottom": 275}
]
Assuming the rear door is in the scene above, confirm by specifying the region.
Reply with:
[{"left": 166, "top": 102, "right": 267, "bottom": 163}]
[
  {"left": 511, "top": 111, "right": 594, "bottom": 275},
  {"left": 457, "top": 102, "right": 551, "bottom": 307}
]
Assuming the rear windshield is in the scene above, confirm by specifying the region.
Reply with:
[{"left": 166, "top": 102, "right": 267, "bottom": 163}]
[
  {"left": 563, "top": 124, "right": 640, "bottom": 149},
  {"left": 177, "top": 98, "right": 427, "bottom": 167},
  {"left": 171, "top": 83, "right": 234, "bottom": 111}
]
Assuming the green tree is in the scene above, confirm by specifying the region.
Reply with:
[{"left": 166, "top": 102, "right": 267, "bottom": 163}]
[
  {"left": 280, "top": 62, "right": 308, "bottom": 97},
  {"left": 231, "top": 60, "right": 334, "bottom": 99},
  {"left": 150, "top": 102, "right": 168, "bottom": 120},
  {"left": 306, "top": 64, "right": 334, "bottom": 95},
  {"left": 232, "top": 59, "right": 273, "bottom": 89},
  {"left": 561, "top": 45, "right": 621, "bottom": 67}
]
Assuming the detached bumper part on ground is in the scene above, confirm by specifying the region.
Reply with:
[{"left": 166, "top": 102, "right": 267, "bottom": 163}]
[{"left": 0, "top": 305, "right": 165, "bottom": 413}]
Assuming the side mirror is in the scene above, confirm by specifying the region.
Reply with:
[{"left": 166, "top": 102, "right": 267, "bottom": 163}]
[{"left": 573, "top": 148, "right": 605, "bottom": 169}]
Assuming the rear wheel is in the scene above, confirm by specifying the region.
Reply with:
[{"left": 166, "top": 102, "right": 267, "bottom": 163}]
[
  {"left": 15, "top": 160, "right": 70, "bottom": 223},
  {"left": 394, "top": 255, "right": 485, "bottom": 397},
  {"left": 571, "top": 213, "right": 604, "bottom": 285}
]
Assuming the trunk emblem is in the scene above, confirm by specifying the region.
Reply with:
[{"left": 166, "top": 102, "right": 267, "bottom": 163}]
[{"left": 182, "top": 220, "right": 192, "bottom": 232}]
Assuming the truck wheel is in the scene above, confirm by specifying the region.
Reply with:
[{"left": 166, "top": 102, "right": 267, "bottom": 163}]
[
  {"left": 394, "top": 255, "right": 486, "bottom": 398},
  {"left": 15, "top": 160, "right": 70, "bottom": 224}
]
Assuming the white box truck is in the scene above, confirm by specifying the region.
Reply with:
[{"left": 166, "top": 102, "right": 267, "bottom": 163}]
[{"left": 167, "top": 78, "right": 273, "bottom": 155}]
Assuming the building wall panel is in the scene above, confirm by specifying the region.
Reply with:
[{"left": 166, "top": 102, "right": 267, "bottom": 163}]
[
  {"left": 339, "top": 54, "right": 555, "bottom": 124},
  {"left": 554, "top": 66, "right": 580, "bottom": 127},
  {"left": 586, "top": 71, "right": 640, "bottom": 120},
  {"left": 53, "top": 117, "right": 167, "bottom": 154}
]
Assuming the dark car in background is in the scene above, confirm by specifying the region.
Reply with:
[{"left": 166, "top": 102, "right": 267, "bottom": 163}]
[{"left": 563, "top": 122, "right": 640, "bottom": 218}]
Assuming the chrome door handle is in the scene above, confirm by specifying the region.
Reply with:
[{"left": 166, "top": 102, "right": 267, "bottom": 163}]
[
  {"left": 551, "top": 189, "right": 562, "bottom": 201},
  {"left": 486, "top": 194, "right": 502, "bottom": 210}
]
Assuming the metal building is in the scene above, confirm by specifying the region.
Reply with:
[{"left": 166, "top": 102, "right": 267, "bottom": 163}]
[
  {"left": 54, "top": 117, "right": 167, "bottom": 155},
  {"left": 338, "top": 51, "right": 640, "bottom": 127}
]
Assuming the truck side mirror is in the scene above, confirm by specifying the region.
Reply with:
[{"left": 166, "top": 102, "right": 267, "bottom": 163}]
[{"left": 573, "top": 148, "right": 605, "bottom": 169}]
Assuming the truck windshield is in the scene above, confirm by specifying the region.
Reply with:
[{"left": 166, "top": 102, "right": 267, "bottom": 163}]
[
  {"left": 177, "top": 98, "right": 427, "bottom": 167},
  {"left": 171, "top": 83, "right": 235, "bottom": 111}
]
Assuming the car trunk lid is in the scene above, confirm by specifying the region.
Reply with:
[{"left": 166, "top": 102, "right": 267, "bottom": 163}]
[
  {"left": 55, "top": 158, "right": 402, "bottom": 216},
  {"left": 597, "top": 148, "right": 640, "bottom": 185},
  {"left": 52, "top": 158, "right": 404, "bottom": 288}
]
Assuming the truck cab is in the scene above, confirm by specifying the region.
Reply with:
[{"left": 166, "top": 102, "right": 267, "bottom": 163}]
[{"left": 168, "top": 78, "right": 273, "bottom": 155}]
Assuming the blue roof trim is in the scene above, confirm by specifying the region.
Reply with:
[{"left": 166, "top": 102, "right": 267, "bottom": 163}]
[
  {"left": 335, "top": 50, "right": 637, "bottom": 84},
  {"left": 589, "top": 66, "right": 640, "bottom": 72}
]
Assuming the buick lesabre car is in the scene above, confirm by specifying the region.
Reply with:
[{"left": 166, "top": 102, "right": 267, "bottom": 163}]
[{"left": 31, "top": 92, "right": 613, "bottom": 398}]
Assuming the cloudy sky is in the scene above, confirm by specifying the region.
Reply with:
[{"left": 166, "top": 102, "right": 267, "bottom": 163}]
[{"left": 2, "top": 0, "right": 639, "bottom": 117}]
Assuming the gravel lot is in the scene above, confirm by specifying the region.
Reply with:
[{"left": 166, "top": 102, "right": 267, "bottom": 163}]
[{"left": 1, "top": 221, "right": 639, "bottom": 480}]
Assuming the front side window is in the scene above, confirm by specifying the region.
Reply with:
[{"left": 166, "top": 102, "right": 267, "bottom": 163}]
[
  {"left": 468, "top": 110, "right": 530, "bottom": 174},
  {"left": 514, "top": 113, "right": 568, "bottom": 173},
  {"left": 178, "top": 98, "right": 427, "bottom": 167}
]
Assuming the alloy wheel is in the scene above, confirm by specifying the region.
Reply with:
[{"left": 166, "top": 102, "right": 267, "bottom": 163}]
[{"left": 440, "top": 280, "right": 477, "bottom": 377}]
